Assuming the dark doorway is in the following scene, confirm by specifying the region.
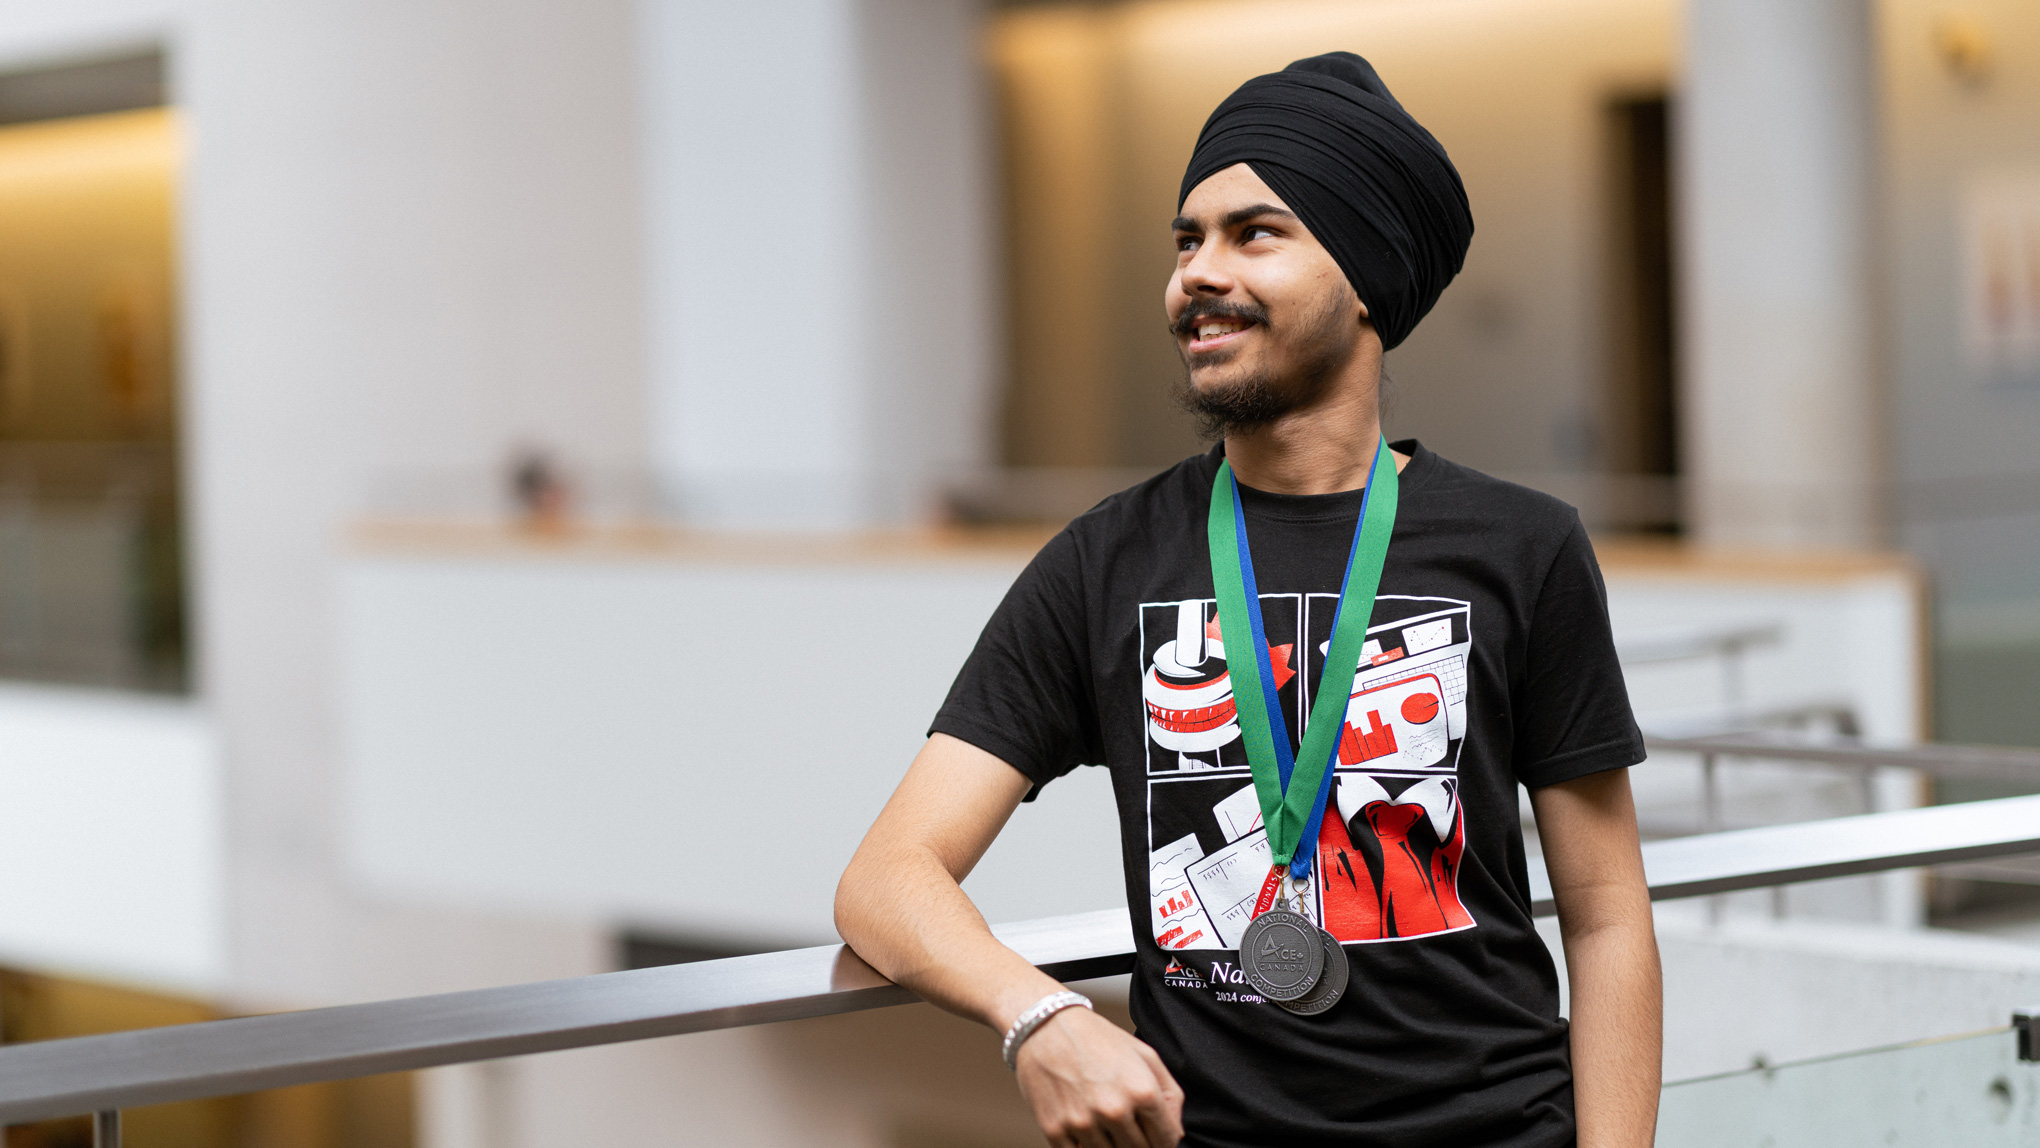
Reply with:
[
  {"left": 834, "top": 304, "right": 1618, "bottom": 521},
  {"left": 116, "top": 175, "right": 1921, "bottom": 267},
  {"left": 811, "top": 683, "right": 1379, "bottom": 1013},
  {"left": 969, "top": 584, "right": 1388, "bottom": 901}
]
[
  {"left": 0, "top": 50, "right": 185, "bottom": 691},
  {"left": 1603, "top": 95, "right": 1680, "bottom": 517},
  {"left": 0, "top": 52, "right": 164, "bottom": 126}
]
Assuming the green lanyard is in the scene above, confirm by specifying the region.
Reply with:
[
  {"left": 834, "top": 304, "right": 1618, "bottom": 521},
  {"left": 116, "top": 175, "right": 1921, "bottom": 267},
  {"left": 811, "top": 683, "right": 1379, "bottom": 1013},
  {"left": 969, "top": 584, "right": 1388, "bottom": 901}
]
[{"left": 1206, "top": 439, "right": 1400, "bottom": 876}]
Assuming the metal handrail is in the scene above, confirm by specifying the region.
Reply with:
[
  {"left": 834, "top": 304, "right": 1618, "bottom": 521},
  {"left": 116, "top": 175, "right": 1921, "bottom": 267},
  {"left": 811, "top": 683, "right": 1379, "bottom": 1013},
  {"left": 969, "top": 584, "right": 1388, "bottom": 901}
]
[
  {"left": 1617, "top": 622, "right": 1784, "bottom": 666},
  {"left": 8, "top": 791, "right": 2040, "bottom": 1128},
  {"left": 1645, "top": 731, "right": 2040, "bottom": 784},
  {"left": 0, "top": 911, "right": 1133, "bottom": 1128}
]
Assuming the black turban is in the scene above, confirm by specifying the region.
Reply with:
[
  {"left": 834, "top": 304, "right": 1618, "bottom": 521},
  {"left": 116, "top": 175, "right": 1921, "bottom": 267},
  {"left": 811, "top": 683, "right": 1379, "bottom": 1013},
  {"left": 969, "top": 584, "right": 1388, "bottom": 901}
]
[{"left": 1179, "top": 52, "right": 1473, "bottom": 352}]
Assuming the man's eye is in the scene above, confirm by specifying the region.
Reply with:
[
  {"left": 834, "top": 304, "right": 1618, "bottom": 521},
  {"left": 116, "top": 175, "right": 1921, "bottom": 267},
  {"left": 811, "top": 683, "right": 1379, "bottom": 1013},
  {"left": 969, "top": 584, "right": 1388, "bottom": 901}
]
[
  {"left": 1175, "top": 235, "right": 1200, "bottom": 252},
  {"left": 1242, "top": 225, "right": 1276, "bottom": 242}
]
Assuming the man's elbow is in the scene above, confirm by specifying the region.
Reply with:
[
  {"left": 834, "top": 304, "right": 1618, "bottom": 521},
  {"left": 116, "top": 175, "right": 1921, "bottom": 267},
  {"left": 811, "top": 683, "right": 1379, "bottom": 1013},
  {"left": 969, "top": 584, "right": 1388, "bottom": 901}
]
[
  {"left": 835, "top": 839, "right": 906, "bottom": 943},
  {"left": 834, "top": 850, "right": 874, "bottom": 943},
  {"left": 1554, "top": 875, "right": 1655, "bottom": 941}
]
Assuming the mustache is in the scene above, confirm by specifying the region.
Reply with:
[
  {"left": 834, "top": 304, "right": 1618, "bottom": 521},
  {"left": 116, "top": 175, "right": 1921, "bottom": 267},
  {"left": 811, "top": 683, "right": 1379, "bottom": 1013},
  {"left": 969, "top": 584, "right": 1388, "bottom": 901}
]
[{"left": 1170, "top": 299, "right": 1269, "bottom": 338}]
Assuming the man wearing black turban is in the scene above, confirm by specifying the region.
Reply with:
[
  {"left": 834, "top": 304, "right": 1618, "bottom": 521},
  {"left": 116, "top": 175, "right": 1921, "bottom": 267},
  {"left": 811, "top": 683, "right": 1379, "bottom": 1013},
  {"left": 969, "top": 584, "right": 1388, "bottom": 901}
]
[
  {"left": 841, "top": 53, "right": 1660, "bottom": 1148},
  {"left": 1179, "top": 51, "right": 1472, "bottom": 356}
]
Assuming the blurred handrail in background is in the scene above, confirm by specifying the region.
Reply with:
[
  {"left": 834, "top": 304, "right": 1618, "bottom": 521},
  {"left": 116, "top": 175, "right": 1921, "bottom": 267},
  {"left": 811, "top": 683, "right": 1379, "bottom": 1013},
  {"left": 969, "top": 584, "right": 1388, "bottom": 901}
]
[
  {"left": 1617, "top": 622, "right": 1785, "bottom": 666},
  {"left": 1646, "top": 731, "right": 2040, "bottom": 785}
]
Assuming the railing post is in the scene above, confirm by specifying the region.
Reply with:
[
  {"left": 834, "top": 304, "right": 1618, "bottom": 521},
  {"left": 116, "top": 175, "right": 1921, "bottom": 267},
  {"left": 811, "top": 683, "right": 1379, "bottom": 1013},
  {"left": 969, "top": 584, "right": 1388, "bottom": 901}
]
[
  {"left": 1701, "top": 752, "right": 1726, "bottom": 924},
  {"left": 94, "top": 1109, "right": 120, "bottom": 1148},
  {"left": 1701, "top": 753, "right": 1722, "bottom": 832}
]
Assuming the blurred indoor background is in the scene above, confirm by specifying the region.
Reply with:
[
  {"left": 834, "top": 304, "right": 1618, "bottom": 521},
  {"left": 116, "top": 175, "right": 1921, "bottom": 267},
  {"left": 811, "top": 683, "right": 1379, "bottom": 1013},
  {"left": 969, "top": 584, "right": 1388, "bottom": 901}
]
[{"left": 0, "top": 0, "right": 2036, "bottom": 1145}]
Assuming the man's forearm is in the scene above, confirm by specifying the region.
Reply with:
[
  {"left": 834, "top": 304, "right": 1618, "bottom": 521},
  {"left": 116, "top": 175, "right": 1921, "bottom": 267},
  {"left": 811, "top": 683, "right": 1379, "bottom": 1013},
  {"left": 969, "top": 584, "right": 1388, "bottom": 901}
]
[
  {"left": 839, "top": 737, "right": 1187, "bottom": 1147},
  {"left": 1563, "top": 915, "right": 1663, "bottom": 1148},
  {"left": 837, "top": 736, "right": 1186, "bottom": 1146},
  {"left": 1531, "top": 770, "right": 1662, "bottom": 1147},
  {"left": 836, "top": 837, "right": 1067, "bottom": 1032}
]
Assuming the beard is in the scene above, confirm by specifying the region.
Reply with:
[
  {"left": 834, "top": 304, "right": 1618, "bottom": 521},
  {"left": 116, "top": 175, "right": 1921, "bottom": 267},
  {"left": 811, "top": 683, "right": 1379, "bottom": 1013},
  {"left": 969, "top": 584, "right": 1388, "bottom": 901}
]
[
  {"left": 1171, "top": 284, "right": 1359, "bottom": 439},
  {"left": 1172, "top": 370, "right": 1303, "bottom": 441}
]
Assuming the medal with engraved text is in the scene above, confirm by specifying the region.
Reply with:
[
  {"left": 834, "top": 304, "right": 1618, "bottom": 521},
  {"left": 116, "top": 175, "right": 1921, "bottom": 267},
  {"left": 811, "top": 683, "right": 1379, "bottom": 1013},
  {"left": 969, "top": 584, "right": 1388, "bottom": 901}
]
[
  {"left": 1237, "top": 900, "right": 1323, "bottom": 1002},
  {"left": 1277, "top": 928, "right": 1349, "bottom": 1015}
]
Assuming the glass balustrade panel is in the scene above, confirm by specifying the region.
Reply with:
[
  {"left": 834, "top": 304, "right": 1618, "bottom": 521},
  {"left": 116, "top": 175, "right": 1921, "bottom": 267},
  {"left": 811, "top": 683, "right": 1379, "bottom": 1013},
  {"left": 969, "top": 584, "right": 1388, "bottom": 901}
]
[{"left": 1658, "top": 1027, "right": 2036, "bottom": 1146}]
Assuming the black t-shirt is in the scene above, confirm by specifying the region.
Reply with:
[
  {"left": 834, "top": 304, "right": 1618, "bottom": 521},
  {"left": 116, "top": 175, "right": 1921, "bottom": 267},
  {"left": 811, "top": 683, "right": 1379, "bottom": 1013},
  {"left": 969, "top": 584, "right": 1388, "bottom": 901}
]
[{"left": 932, "top": 441, "right": 1645, "bottom": 1147}]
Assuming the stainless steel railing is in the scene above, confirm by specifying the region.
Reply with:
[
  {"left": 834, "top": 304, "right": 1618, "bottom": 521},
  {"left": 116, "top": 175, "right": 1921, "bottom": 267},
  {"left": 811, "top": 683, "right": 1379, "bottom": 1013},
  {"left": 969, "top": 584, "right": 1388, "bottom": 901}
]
[
  {"left": 8, "top": 775, "right": 2040, "bottom": 1139},
  {"left": 1646, "top": 731, "right": 2040, "bottom": 785},
  {"left": 1643, "top": 729, "right": 2040, "bottom": 873},
  {"left": 1634, "top": 732, "right": 2040, "bottom": 921}
]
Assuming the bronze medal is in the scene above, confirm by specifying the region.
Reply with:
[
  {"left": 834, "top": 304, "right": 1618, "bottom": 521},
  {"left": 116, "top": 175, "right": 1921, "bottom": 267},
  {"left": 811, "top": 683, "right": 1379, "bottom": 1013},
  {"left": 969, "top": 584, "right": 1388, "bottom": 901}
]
[
  {"left": 1237, "top": 908, "right": 1323, "bottom": 1002},
  {"left": 1277, "top": 929, "right": 1348, "bottom": 1016}
]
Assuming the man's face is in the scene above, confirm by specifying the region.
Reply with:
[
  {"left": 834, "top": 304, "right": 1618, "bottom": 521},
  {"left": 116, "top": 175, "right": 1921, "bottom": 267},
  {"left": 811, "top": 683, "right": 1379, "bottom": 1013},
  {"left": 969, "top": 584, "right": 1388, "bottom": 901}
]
[{"left": 1167, "top": 163, "right": 1372, "bottom": 432}]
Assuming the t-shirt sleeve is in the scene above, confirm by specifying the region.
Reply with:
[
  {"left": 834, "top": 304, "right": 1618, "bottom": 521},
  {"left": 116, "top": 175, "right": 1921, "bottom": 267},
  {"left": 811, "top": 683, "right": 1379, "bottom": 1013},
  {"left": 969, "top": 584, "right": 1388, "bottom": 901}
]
[
  {"left": 1512, "top": 516, "right": 1647, "bottom": 789},
  {"left": 930, "top": 527, "right": 1103, "bottom": 795}
]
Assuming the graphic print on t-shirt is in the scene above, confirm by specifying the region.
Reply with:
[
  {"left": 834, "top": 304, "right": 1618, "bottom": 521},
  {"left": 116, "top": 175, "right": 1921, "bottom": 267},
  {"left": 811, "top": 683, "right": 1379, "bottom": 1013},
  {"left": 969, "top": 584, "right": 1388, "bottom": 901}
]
[{"left": 1143, "top": 594, "right": 1476, "bottom": 952}]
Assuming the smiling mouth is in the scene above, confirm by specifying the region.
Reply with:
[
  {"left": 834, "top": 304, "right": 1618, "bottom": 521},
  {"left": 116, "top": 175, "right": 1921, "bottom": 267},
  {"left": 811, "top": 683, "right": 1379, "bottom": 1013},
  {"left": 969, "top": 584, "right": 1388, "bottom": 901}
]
[{"left": 1186, "top": 318, "right": 1255, "bottom": 355}]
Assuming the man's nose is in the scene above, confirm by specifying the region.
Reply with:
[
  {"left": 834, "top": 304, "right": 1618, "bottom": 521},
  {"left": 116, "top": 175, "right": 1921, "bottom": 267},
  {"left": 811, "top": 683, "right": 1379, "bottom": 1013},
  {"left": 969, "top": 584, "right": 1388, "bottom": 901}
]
[{"left": 1179, "top": 248, "right": 1234, "bottom": 295}]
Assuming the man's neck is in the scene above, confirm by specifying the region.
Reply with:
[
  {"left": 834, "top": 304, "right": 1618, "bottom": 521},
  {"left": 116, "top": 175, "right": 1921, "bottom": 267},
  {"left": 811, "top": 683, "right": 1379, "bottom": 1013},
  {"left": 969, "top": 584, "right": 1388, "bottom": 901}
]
[{"left": 1221, "top": 378, "right": 1397, "bottom": 496}]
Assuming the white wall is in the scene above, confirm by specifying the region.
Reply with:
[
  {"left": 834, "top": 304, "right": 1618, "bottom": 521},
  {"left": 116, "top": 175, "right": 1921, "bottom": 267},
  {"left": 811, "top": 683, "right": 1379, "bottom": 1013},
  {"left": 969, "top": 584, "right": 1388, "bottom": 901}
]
[
  {"left": 337, "top": 542, "right": 1124, "bottom": 945},
  {"left": 638, "top": 0, "right": 996, "bottom": 528},
  {"left": 0, "top": 683, "right": 223, "bottom": 992},
  {"left": 1608, "top": 562, "right": 1924, "bottom": 742}
]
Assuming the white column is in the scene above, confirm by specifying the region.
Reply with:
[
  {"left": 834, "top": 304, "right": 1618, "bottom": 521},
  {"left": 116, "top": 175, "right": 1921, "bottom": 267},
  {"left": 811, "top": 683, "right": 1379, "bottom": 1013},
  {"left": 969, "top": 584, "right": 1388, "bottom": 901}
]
[
  {"left": 637, "top": 0, "right": 996, "bottom": 529},
  {"left": 1678, "top": 0, "right": 1883, "bottom": 548}
]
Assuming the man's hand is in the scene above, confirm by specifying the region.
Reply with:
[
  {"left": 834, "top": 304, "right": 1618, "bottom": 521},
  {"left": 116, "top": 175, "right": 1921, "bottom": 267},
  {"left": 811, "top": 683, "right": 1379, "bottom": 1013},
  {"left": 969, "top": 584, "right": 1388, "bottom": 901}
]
[{"left": 1015, "top": 1007, "right": 1184, "bottom": 1148}]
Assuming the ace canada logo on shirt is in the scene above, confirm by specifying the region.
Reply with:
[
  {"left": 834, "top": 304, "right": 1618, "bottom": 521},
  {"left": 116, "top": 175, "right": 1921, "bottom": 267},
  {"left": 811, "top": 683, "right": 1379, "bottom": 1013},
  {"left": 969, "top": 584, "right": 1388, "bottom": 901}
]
[{"left": 1142, "top": 594, "right": 1477, "bottom": 960}]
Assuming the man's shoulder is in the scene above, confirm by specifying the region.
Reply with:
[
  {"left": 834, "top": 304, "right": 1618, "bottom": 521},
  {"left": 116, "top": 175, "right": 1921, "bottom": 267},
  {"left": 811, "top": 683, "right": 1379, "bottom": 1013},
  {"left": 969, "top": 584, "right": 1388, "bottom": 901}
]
[
  {"left": 1402, "top": 442, "right": 1582, "bottom": 541},
  {"left": 1062, "top": 451, "right": 1218, "bottom": 543}
]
